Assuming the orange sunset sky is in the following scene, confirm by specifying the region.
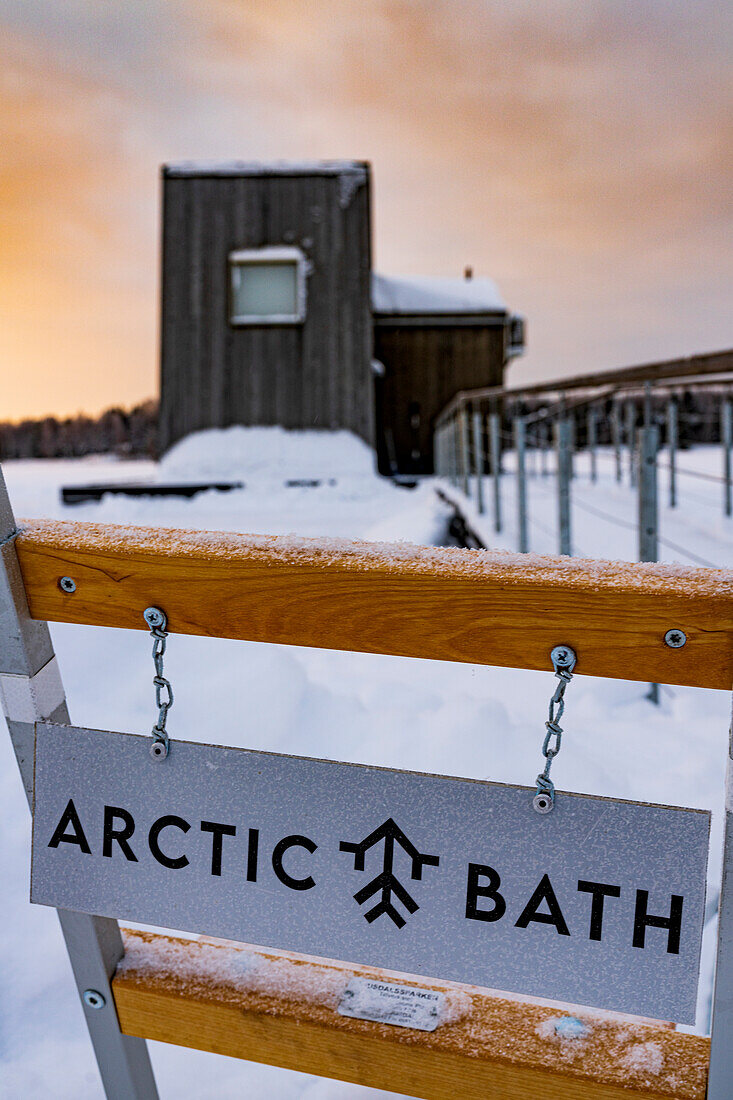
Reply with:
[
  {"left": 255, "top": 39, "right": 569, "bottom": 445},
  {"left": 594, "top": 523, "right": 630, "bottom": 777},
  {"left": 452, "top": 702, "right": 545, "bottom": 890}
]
[{"left": 1, "top": 0, "right": 731, "bottom": 421}]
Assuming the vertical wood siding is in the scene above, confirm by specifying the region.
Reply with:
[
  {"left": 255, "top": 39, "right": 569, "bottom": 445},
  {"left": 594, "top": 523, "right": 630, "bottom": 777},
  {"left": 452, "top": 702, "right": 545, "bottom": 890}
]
[
  {"left": 159, "top": 167, "right": 373, "bottom": 453},
  {"left": 374, "top": 324, "right": 506, "bottom": 474}
]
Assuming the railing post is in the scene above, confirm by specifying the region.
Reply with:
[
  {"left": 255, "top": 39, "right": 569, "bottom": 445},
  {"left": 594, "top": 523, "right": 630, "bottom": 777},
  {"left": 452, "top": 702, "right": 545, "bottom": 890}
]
[
  {"left": 587, "top": 406, "right": 597, "bottom": 483},
  {"left": 667, "top": 397, "right": 678, "bottom": 508},
  {"left": 638, "top": 424, "right": 659, "bottom": 562},
  {"left": 0, "top": 467, "right": 158, "bottom": 1100},
  {"left": 638, "top": 424, "right": 660, "bottom": 705},
  {"left": 540, "top": 419, "right": 549, "bottom": 477},
  {"left": 489, "top": 411, "right": 502, "bottom": 533},
  {"left": 708, "top": 697, "right": 733, "bottom": 1099},
  {"left": 556, "top": 418, "right": 572, "bottom": 556},
  {"left": 472, "top": 408, "right": 485, "bottom": 514},
  {"left": 643, "top": 379, "right": 653, "bottom": 430},
  {"left": 625, "top": 400, "right": 637, "bottom": 487},
  {"left": 459, "top": 406, "right": 470, "bottom": 497},
  {"left": 515, "top": 416, "right": 528, "bottom": 553},
  {"left": 451, "top": 414, "right": 460, "bottom": 487},
  {"left": 723, "top": 396, "right": 732, "bottom": 517},
  {"left": 611, "top": 401, "right": 622, "bottom": 483}
]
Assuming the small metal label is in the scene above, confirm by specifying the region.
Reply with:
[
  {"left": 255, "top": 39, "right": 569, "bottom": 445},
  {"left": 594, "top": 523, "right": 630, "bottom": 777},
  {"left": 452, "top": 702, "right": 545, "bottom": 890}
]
[
  {"left": 31, "top": 723, "right": 710, "bottom": 1023},
  {"left": 338, "top": 977, "right": 445, "bottom": 1030}
]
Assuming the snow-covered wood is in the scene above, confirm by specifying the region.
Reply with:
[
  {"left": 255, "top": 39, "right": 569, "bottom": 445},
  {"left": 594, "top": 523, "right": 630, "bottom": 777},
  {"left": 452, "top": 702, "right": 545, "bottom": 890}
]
[
  {"left": 113, "top": 929, "right": 709, "bottom": 1100},
  {"left": 15, "top": 518, "right": 733, "bottom": 688}
]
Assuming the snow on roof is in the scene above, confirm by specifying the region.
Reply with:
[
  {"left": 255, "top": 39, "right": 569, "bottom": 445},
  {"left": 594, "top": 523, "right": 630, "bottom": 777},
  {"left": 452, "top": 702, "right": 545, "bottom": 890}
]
[
  {"left": 372, "top": 273, "right": 506, "bottom": 316},
  {"left": 164, "top": 160, "right": 368, "bottom": 179}
]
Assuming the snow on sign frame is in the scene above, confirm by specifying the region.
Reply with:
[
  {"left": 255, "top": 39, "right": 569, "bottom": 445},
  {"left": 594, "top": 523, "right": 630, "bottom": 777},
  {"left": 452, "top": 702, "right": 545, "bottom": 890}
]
[{"left": 31, "top": 723, "right": 710, "bottom": 1024}]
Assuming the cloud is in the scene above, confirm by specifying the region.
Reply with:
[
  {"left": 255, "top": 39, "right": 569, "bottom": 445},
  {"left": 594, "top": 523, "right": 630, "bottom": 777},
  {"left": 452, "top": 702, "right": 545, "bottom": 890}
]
[{"left": 0, "top": 0, "right": 730, "bottom": 416}]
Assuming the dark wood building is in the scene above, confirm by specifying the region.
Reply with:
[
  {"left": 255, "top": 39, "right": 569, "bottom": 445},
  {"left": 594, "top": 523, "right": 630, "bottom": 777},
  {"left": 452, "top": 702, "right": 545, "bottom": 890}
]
[
  {"left": 158, "top": 161, "right": 524, "bottom": 472},
  {"left": 159, "top": 161, "right": 374, "bottom": 453},
  {"left": 372, "top": 275, "right": 524, "bottom": 474}
]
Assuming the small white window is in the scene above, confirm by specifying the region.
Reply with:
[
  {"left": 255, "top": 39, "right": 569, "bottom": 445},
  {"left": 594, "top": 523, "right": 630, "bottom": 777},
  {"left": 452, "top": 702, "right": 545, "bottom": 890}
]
[{"left": 229, "top": 246, "right": 307, "bottom": 325}]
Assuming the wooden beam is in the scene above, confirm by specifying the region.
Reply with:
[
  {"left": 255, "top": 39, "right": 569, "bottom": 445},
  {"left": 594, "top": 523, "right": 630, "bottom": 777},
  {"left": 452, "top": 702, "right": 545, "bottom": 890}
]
[
  {"left": 15, "top": 519, "right": 733, "bottom": 688},
  {"left": 505, "top": 349, "right": 733, "bottom": 399},
  {"left": 113, "top": 929, "right": 709, "bottom": 1100},
  {"left": 437, "top": 351, "right": 733, "bottom": 420}
]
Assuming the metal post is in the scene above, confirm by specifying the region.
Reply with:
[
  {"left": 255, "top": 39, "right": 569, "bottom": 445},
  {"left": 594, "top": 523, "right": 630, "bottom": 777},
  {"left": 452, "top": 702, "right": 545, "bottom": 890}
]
[
  {"left": 625, "top": 400, "right": 636, "bottom": 487},
  {"left": 489, "top": 411, "right": 502, "bottom": 533},
  {"left": 450, "top": 415, "right": 459, "bottom": 487},
  {"left": 0, "top": 468, "right": 158, "bottom": 1100},
  {"left": 471, "top": 409, "right": 485, "bottom": 514},
  {"left": 708, "top": 697, "right": 733, "bottom": 1098},
  {"left": 643, "top": 379, "right": 653, "bottom": 428},
  {"left": 459, "top": 406, "right": 470, "bottom": 497},
  {"left": 568, "top": 411, "right": 576, "bottom": 479},
  {"left": 556, "top": 418, "right": 572, "bottom": 556},
  {"left": 540, "top": 421, "right": 548, "bottom": 476},
  {"left": 611, "top": 402, "right": 622, "bottom": 483},
  {"left": 638, "top": 424, "right": 659, "bottom": 562},
  {"left": 451, "top": 413, "right": 457, "bottom": 486},
  {"left": 667, "top": 397, "right": 677, "bottom": 508},
  {"left": 587, "top": 406, "right": 597, "bottom": 483},
  {"left": 723, "top": 397, "right": 732, "bottom": 518},
  {"left": 515, "top": 416, "right": 528, "bottom": 553},
  {"left": 638, "top": 424, "right": 660, "bottom": 705}
]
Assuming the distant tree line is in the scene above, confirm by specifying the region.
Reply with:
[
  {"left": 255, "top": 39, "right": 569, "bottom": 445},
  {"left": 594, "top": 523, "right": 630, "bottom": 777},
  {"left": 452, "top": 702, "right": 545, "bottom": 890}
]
[
  {"left": 0, "top": 387, "right": 726, "bottom": 463},
  {"left": 0, "top": 400, "right": 158, "bottom": 460}
]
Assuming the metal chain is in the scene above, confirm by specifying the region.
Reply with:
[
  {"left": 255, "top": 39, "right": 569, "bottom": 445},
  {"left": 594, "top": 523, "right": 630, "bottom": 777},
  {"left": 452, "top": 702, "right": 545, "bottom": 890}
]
[
  {"left": 143, "top": 607, "right": 173, "bottom": 760},
  {"left": 533, "top": 645, "right": 577, "bottom": 814}
]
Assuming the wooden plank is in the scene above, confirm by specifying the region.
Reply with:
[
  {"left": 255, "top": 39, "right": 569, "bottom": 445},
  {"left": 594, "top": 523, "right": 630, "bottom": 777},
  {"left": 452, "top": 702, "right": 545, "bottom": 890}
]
[
  {"left": 15, "top": 519, "right": 733, "bottom": 689},
  {"left": 514, "top": 348, "right": 733, "bottom": 397},
  {"left": 113, "top": 929, "right": 709, "bottom": 1100}
]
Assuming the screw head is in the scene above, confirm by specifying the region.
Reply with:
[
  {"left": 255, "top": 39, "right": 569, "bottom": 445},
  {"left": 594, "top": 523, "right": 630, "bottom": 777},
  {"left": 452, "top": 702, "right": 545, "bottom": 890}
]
[
  {"left": 550, "top": 644, "right": 576, "bottom": 670},
  {"left": 664, "top": 629, "right": 687, "bottom": 649},
  {"left": 533, "top": 793, "right": 554, "bottom": 814},
  {"left": 143, "top": 606, "right": 166, "bottom": 629},
  {"left": 150, "top": 739, "right": 168, "bottom": 760},
  {"left": 59, "top": 576, "right": 76, "bottom": 594},
  {"left": 82, "top": 989, "right": 106, "bottom": 1010}
]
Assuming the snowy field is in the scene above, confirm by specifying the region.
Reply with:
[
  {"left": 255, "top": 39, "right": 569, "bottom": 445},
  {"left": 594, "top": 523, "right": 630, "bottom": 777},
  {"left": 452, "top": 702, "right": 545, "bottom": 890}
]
[{"left": 1, "top": 428, "right": 731, "bottom": 1099}]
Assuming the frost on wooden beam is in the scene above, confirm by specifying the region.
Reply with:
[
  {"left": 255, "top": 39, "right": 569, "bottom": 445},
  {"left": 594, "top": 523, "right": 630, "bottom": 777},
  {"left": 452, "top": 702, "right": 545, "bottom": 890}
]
[
  {"left": 113, "top": 929, "right": 709, "bottom": 1100},
  {"left": 16, "top": 518, "right": 733, "bottom": 689}
]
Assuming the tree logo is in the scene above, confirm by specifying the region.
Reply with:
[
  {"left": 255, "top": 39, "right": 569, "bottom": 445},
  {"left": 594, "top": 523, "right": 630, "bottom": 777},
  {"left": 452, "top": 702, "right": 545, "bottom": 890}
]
[{"left": 339, "top": 818, "right": 440, "bottom": 928}]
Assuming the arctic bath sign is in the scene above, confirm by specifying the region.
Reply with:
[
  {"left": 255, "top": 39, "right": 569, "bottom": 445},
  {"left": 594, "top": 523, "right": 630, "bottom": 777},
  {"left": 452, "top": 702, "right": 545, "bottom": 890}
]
[{"left": 31, "top": 723, "right": 710, "bottom": 1023}]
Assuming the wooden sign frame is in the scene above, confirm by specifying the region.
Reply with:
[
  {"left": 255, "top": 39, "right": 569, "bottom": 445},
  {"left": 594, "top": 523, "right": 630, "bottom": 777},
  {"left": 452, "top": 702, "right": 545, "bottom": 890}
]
[{"left": 1, "top": 474, "right": 731, "bottom": 1099}]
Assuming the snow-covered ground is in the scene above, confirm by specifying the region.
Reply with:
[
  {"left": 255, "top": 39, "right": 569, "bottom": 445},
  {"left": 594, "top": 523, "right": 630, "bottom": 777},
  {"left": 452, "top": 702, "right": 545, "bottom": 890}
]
[
  {"left": 1, "top": 429, "right": 731, "bottom": 1099},
  {"left": 450, "top": 441, "right": 731, "bottom": 568}
]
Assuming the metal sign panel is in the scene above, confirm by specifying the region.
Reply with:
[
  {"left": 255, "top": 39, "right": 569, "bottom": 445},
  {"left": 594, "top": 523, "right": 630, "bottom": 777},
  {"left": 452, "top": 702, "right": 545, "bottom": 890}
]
[{"left": 31, "top": 723, "right": 710, "bottom": 1022}]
